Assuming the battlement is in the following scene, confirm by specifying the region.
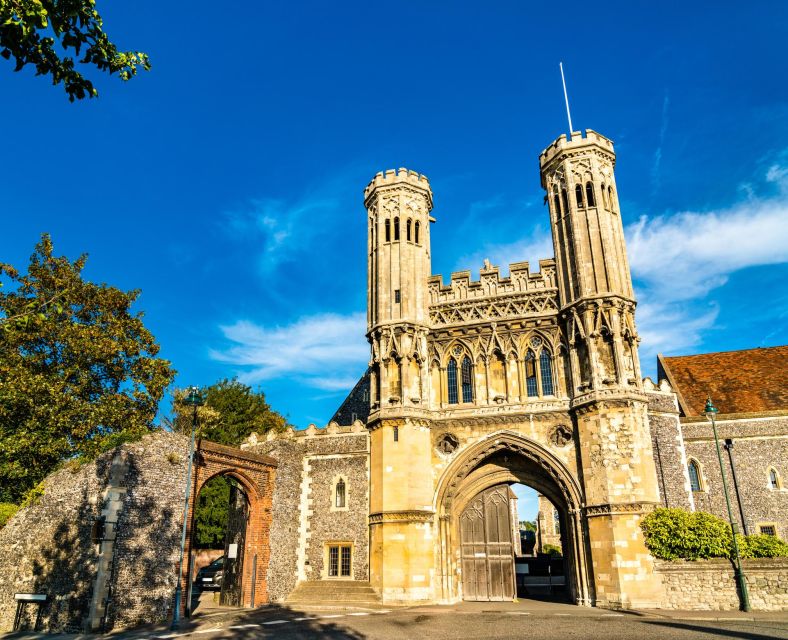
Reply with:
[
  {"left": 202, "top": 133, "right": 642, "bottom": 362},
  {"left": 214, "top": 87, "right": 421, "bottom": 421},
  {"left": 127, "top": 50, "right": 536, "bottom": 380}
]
[
  {"left": 539, "top": 129, "right": 615, "bottom": 169},
  {"left": 428, "top": 258, "right": 557, "bottom": 304},
  {"left": 364, "top": 168, "right": 432, "bottom": 205},
  {"left": 240, "top": 420, "right": 368, "bottom": 448}
]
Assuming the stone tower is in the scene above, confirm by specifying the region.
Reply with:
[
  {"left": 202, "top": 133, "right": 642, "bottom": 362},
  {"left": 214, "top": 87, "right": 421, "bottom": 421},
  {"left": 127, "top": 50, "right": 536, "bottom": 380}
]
[
  {"left": 364, "top": 169, "right": 436, "bottom": 600},
  {"left": 540, "top": 130, "right": 663, "bottom": 607}
]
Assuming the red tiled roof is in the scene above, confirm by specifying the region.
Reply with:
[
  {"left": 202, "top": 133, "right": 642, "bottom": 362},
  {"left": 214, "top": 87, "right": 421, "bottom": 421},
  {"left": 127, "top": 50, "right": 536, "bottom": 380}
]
[{"left": 657, "top": 345, "right": 788, "bottom": 417}]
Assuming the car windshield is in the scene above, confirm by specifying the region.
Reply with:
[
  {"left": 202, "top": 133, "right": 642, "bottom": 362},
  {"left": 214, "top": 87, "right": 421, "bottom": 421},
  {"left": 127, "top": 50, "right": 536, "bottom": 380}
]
[{"left": 211, "top": 557, "right": 224, "bottom": 567}]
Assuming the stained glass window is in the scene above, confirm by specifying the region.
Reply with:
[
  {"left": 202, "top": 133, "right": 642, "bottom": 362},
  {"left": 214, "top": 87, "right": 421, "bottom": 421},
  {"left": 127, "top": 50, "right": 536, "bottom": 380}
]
[
  {"left": 688, "top": 460, "right": 701, "bottom": 492},
  {"left": 447, "top": 358, "right": 458, "bottom": 404},
  {"left": 540, "top": 350, "right": 554, "bottom": 396},
  {"left": 525, "top": 351, "right": 538, "bottom": 397},
  {"left": 461, "top": 356, "right": 473, "bottom": 403}
]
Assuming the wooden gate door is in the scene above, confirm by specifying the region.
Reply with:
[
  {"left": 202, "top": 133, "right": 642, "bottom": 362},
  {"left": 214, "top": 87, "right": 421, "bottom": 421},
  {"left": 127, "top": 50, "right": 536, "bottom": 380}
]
[
  {"left": 220, "top": 484, "right": 249, "bottom": 607},
  {"left": 460, "top": 484, "right": 515, "bottom": 601}
]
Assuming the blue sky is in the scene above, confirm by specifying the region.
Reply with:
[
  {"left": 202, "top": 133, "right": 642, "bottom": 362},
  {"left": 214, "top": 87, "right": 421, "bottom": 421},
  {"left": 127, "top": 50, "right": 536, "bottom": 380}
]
[{"left": 2, "top": 2, "right": 787, "bottom": 521}]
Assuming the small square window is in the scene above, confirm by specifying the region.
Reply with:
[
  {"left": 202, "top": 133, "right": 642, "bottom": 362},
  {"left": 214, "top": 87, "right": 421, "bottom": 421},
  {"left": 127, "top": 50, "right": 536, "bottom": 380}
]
[
  {"left": 760, "top": 525, "right": 776, "bottom": 536},
  {"left": 394, "top": 289, "right": 401, "bottom": 303}
]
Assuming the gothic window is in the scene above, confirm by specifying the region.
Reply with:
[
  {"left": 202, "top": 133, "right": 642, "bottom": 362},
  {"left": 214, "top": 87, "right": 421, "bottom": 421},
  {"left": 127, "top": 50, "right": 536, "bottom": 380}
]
[
  {"left": 540, "top": 350, "right": 555, "bottom": 396},
  {"left": 415, "top": 221, "right": 420, "bottom": 244},
  {"left": 407, "top": 219, "right": 412, "bottom": 241},
  {"left": 385, "top": 219, "right": 391, "bottom": 242},
  {"left": 335, "top": 478, "right": 346, "bottom": 508},
  {"left": 561, "top": 188, "right": 569, "bottom": 213},
  {"left": 688, "top": 459, "right": 702, "bottom": 492},
  {"left": 525, "top": 351, "right": 538, "bottom": 397},
  {"left": 461, "top": 356, "right": 474, "bottom": 403},
  {"left": 553, "top": 192, "right": 562, "bottom": 215},
  {"left": 447, "top": 358, "right": 459, "bottom": 404},
  {"left": 768, "top": 468, "right": 781, "bottom": 490},
  {"left": 608, "top": 186, "right": 615, "bottom": 212},
  {"left": 575, "top": 184, "right": 584, "bottom": 208},
  {"left": 394, "top": 217, "right": 400, "bottom": 241},
  {"left": 600, "top": 183, "right": 608, "bottom": 208},
  {"left": 586, "top": 182, "right": 596, "bottom": 207}
]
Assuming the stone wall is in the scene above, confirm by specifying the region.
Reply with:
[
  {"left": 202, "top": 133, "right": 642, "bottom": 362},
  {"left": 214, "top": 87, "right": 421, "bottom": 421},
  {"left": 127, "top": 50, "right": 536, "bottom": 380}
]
[
  {"left": 247, "top": 425, "right": 370, "bottom": 600},
  {"left": 656, "top": 558, "right": 788, "bottom": 611},
  {"left": 0, "top": 431, "right": 189, "bottom": 633}
]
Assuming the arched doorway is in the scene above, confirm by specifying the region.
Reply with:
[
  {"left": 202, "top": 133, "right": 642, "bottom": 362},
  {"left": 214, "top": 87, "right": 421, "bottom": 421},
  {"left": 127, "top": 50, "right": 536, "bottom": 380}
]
[
  {"left": 178, "top": 440, "right": 277, "bottom": 617},
  {"left": 436, "top": 431, "right": 590, "bottom": 605}
]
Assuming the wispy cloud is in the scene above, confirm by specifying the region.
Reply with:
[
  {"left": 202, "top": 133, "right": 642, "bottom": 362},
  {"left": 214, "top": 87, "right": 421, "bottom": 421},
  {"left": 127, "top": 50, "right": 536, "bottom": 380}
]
[
  {"left": 651, "top": 92, "right": 670, "bottom": 197},
  {"left": 210, "top": 312, "right": 368, "bottom": 392}
]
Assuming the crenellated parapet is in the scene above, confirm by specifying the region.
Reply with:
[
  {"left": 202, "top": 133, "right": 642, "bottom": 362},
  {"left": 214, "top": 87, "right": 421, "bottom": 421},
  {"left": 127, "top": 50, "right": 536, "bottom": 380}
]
[
  {"left": 428, "top": 259, "right": 557, "bottom": 304},
  {"left": 539, "top": 129, "right": 615, "bottom": 175},
  {"left": 364, "top": 168, "right": 433, "bottom": 209},
  {"left": 241, "top": 421, "right": 368, "bottom": 449}
]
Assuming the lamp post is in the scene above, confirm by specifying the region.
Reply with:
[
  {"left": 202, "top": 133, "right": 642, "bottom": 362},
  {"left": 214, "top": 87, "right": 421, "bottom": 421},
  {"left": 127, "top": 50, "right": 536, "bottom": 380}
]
[
  {"left": 172, "top": 387, "right": 203, "bottom": 630},
  {"left": 705, "top": 397, "right": 750, "bottom": 612},
  {"left": 723, "top": 438, "right": 748, "bottom": 536}
]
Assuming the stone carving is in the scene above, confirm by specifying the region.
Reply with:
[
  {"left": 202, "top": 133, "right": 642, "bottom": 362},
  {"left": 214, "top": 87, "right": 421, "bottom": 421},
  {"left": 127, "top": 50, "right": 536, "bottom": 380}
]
[
  {"left": 550, "top": 424, "right": 573, "bottom": 447},
  {"left": 436, "top": 433, "right": 460, "bottom": 455}
]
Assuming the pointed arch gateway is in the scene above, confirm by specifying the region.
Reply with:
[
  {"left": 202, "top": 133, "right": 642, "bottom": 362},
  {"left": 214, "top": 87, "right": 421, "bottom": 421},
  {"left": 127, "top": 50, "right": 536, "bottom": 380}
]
[{"left": 434, "top": 431, "right": 589, "bottom": 605}]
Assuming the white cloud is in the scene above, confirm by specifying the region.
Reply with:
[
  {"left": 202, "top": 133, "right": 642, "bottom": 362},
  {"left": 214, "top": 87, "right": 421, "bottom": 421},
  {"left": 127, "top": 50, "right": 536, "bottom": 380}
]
[{"left": 210, "top": 312, "right": 368, "bottom": 391}]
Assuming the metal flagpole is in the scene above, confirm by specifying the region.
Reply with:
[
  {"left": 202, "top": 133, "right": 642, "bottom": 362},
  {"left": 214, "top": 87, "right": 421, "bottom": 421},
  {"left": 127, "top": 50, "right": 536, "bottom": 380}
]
[{"left": 560, "top": 62, "right": 574, "bottom": 137}]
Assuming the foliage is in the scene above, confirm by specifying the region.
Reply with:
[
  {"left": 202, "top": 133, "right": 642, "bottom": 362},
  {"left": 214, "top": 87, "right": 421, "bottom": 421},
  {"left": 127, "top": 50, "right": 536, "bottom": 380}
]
[
  {"left": 167, "top": 379, "right": 288, "bottom": 446},
  {"left": 739, "top": 534, "right": 788, "bottom": 559},
  {"left": 0, "top": 502, "right": 18, "bottom": 527},
  {"left": 19, "top": 481, "right": 44, "bottom": 508},
  {"left": 519, "top": 520, "right": 536, "bottom": 532},
  {"left": 0, "top": 234, "right": 174, "bottom": 503},
  {"left": 640, "top": 508, "right": 732, "bottom": 560},
  {"left": 194, "top": 476, "right": 231, "bottom": 548},
  {"left": 542, "top": 543, "right": 562, "bottom": 557},
  {"left": 0, "top": 0, "right": 150, "bottom": 101}
]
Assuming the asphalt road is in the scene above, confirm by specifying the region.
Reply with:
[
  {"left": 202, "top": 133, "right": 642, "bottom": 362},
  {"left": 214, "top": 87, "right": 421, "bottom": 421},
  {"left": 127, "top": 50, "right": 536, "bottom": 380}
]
[{"left": 140, "top": 606, "right": 788, "bottom": 640}]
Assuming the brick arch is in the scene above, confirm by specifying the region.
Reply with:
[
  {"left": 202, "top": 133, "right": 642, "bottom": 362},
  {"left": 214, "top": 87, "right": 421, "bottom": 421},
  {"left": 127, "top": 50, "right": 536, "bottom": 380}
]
[{"left": 180, "top": 440, "right": 277, "bottom": 615}]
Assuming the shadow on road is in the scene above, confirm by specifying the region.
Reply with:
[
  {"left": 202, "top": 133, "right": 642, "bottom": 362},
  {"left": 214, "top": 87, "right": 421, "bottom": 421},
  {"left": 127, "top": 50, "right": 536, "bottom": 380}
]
[{"left": 642, "top": 619, "right": 787, "bottom": 640}]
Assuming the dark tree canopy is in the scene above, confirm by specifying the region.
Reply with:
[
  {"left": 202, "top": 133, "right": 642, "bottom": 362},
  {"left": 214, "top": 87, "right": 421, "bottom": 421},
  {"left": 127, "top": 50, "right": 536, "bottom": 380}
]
[
  {"left": 0, "top": 234, "right": 174, "bottom": 503},
  {"left": 0, "top": 0, "right": 150, "bottom": 100}
]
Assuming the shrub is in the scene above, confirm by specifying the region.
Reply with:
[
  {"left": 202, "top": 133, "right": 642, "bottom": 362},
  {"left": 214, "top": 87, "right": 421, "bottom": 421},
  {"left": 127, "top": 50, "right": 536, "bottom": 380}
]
[
  {"left": 542, "top": 543, "right": 562, "bottom": 557},
  {"left": 739, "top": 534, "right": 788, "bottom": 558},
  {"left": 641, "top": 508, "right": 788, "bottom": 560},
  {"left": 0, "top": 503, "right": 18, "bottom": 528},
  {"left": 640, "top": 508, "right": 731, "bottom": 560}
]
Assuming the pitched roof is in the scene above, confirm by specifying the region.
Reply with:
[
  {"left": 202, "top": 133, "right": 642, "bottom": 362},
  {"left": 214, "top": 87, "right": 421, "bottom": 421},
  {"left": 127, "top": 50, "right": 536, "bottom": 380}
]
[
  {"left": 330, "top": 369, "right": 371, "bottom": 426},
  {"left": 657, "top": 345, "right": 788, "bottom": 417}
]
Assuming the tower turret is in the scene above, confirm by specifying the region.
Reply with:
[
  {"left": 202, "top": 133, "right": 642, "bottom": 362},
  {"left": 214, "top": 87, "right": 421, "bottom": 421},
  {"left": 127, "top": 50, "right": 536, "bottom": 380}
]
[{"left": 365, "top": 168, "right": 433, "bottom": 411}]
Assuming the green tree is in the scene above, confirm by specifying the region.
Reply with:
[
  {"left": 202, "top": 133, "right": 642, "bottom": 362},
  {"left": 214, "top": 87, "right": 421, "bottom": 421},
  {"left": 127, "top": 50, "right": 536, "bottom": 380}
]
[
  {"left": 168, "top": 379, "right": 288, "bottom": 547},
  {"left": 0, "top": 0, "right": 150, "bottom": 101},
  {"left": 519, "top": 520, "right": 536, "bottom": 532},
  {"left": 0, "top": 234, "right": 174, "bottom": 503}
]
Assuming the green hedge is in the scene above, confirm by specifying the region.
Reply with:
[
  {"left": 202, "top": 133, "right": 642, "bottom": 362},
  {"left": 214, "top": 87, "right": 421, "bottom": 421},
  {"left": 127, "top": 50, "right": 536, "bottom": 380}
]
[
  {"left": 640, "top": 508, "right": 788, "bottom": 560},
  {"left": 0, "top": 503, "right": 18, "bottom": 528}
]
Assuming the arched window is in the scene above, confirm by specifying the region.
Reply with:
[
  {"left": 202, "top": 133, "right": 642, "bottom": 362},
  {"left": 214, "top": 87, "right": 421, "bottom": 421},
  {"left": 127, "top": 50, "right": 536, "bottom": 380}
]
[
  {"left": 540, "top": 350, "right": 554, "bottom": 396},
  {"left": 608, "top": 186, "right": 615, "bottom": 211},
  {"left": 575, "top": 184, "right": 584, "bottom": 208},
  {"left": 553, "top": 192, "right": 562, "bottom": 215},
  {"left": 688, "top": 460, "right": 702, "bottom": 492},
  {"left": 586, "top": 182, "right": 595, "bottom": 207},
  {"left": 335, "top": 478, "right": 346, "bottom": 508},
  {"left": 525, "top": 351, "right": 538, "bottom": 397},
  {"left": 385, "top": 219, "right": 391, "bottom": 242},
  {"left": 600, "top": 183, "right": 608, "bottom": 208},
  {"left": 415, "top": 221, "right": 420, "bottom": 244},
  {"left": 769, "top": 468, "right": 781, "bottom": 490},
  {"left": 461, "top": 356, "right": 474, "bottom": 403},
  {"left": 447, "top": 358, "right": 459, "bottom": 404},
  {"left": 561, "top": 188, "right": 569, "bottom": 213},
  {"left": 406, "top": 219, "right": 412, "bottom": 241},
  {"left": 394, "top": 217, "right": 400, "bottom": 241}
]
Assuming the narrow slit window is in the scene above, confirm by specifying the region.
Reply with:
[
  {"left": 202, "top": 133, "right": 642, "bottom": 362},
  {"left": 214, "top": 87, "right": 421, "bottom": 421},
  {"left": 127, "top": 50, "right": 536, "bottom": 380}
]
[
  {"left": 540, "top": 350, "right": 554, "bottom": 396},
  {"left": 461, "top": 356, "right": 474, "bottom": 403},
  {"left": 561, "top": 188, "right": 569, "bottom": 213},
  {"left": 769, "top": 468, "right": 780, "bottom": 490},
  {"left": 601, "top": 183, "right": 608, "bottom": 208},
  {"left": 335, "top": 479, "right": 346, "bottom": 508},
  {"left": 575, "top": 184, "right": 584, "bottom": 208},
  {"left": 385, "top": 219, "right": 391, "bottom": 242},
  {"left": 608, "top": 186, "right": 615, "bottom": 211},
  {"left": 394, "top": 289, "right": 401, "bottom": 303},
  {"left": 415, "top": 221, "right": 420, "bottom": 244},
  {"left": 553, "top": 192, "right": 562, "bottom": 215},
  {"left": 406, "top": 219, "right": 412, "bottom": 241},
  {"left": 447, "top": 358, "right": 459, "bottom": 404},
  {"left": 393, "top": 425, "right": 399, "bottom": 442},
  {"left": 688, "top": 460, "right": 701, "bottom": 492},
  {"left": 586, "top": 182, "right": 596, "bottom": 207},
  {"left": 394, "top": 217, "right": 400, "bottom": 241},
  {"left": 525, "top": 351, "right": 538, "bottom": 397}
]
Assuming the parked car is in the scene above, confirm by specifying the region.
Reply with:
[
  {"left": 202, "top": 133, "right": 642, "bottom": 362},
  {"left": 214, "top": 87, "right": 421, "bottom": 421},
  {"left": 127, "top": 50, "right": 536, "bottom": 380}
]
[{"left": 196, "top": 556, "right": 224, "bottom": 591}]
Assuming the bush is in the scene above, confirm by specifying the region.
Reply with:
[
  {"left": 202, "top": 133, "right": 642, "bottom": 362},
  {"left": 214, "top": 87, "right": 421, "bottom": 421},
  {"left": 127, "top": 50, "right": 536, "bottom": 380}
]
[
  {"left": 740, "top": 534, "right": 788, "bottom": 558},
  {"left": 542, "top": 543, "right": 562, "bottom": 557},
  {"left": 641, "top": 508, "right": 788, "bottom": 560},
  {"left": 0, "top": 503, "right": 19, "bottom": 528},
  {"left": 640, "top": 508, "right": 731, "bottom": 560}
]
